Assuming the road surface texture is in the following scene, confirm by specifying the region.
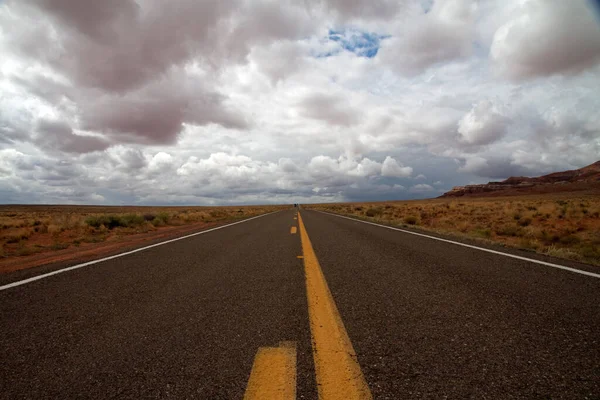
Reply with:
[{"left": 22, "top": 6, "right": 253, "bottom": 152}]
[{"left": 1, "top": 208, "right": 599, "bottom": 399}]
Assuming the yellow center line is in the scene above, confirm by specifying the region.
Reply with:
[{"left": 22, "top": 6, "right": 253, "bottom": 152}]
[
  {"left": 290, "top": 226, "right": 297, "bottom": 234},
  {"left": 244, "top": 341, "right": 297, "bottom": 400},
  {"left": 297, "top": 212, "right": 372, "bottom": 399}
]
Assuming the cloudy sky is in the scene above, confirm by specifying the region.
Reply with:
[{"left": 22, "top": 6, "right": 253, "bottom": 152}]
[{"left": 1, "top": 0, "right": 600, "bottom": 205}]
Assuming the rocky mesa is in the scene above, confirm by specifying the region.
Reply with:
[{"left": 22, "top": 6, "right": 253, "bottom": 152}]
[{"left": 441, "top": 161, "right": 600, "bottom": 198}]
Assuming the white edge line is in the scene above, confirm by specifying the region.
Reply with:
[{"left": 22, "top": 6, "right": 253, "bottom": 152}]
[
  {"left": 0, "top": 211, "right": 279, "bottom": 292},
  {"left": 315, "top": 210, "right": 600, "bottom": 279}
]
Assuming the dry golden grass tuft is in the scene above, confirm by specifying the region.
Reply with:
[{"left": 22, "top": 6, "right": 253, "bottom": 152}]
[
  {"left": 305, "top": 193, "right": 600, "bottom": 266},
  {"left": 0, "top": 204, "right": 286, "bottom": 262}
]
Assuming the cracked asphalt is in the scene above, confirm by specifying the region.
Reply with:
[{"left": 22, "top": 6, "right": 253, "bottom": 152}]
[{"left": 1, "top": 208, "right": 599, "bottom": 398}]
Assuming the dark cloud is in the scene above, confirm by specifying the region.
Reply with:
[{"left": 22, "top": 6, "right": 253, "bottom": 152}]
[
  {"left": 35, "top": 118, "right": 111, "bottom": 153},
  {"left": 298, "top": 93, "right": 362, "bottom": 126},
  {"left": 79, "top": 73, "right": 248, "bottom": 145},
  {"left": 11, "top": 0, "right": 316, "bottom": 94},
  {"left": 14, "top": 0, "right": 236, "bottom": 92},
  {"left": 1, "top": 0, "right": 307, "bottom": 149},
  {"left": 32, "top": 0, "right": 139, "bottom": 42},
  {"left": 6, "top": 66, "right": 248, "bottom": 147},
  {"left": 249, "top": 41, "right": 307, "bottom": 83},
  {"left": 232, "top": 1, "right": 314, "bottom": 49},
  {"left": 459, "top": 156, "right": 543, "bottom": 179},
  {"left": 309, "top": 0, "right": 403, "bottom": 20},
  {"left": 112, "top": 148, "right": 148, "bottom": 171}
]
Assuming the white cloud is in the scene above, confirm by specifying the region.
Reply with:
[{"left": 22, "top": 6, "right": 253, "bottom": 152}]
[
  {"left": 148, "top": 152, "right": 174, "bottom": 172},
  {"left": 381, "top": 156, "right": 413, "bottom": 177},
  {"left": 491, "top": 0, "right": 600, "bottom": 79},
  {"left": 409, "top": 184, "right": 435, "bottom": 193},
  {"left": 379, "top": 0, "right": 476, "bottom": 76},
  {"left": 458, "top": 100, "right": 509, "bottom": 146},
  {"left": 307, "top": 155, "right": 383, "bottom": 178}
]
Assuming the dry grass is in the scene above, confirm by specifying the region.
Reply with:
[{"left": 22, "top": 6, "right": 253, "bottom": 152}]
[
  {"left": 0, "top": 204, "right": 286, "bottom": 260},
  {"left": 305, "top": 193, "right": 600, "bottom": 266}
]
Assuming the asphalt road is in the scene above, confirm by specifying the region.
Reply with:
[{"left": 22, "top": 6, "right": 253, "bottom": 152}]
[{"left": 1, "top": 208, "right": 599, "bottom": 399}]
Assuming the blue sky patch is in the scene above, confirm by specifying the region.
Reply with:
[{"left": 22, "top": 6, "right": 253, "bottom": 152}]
[
  {"left": 325, "top": 29, "right": 389, "bottom": 58},
  {"left": 589, "top": 0, "right": 600, "bottom": 21},
  {"left": 421, "top": 0, "right": 434, "bottom": 14}
]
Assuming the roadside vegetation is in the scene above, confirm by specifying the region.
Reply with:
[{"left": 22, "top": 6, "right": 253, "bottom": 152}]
[
  {"left": 305, "top": 194, "right": 600, "bottom": 266},
  {"left": 0, "top": 205, "right": 285, "bottom": 260}
]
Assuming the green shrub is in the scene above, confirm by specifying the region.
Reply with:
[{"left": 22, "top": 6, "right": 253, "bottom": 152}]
[
  {"left": 472, "top": 228, "right": 492, "bottom": 238},
  {"left": 120, "top": 214, "right": 145, "bottom": 227},
  {"left": 209, "top": 210, "right": 227, "bottom": 219},
  {"left": 151, "top": 212, "right": 170, "bottom": 226},
  {"left": 580, "top": 244, "right": 600, "bottom": 259},
  {"left": 518, "top": 238, "right": 539, "bottom": 250},
  {"left": 365, "top": 207, "right": 383, "bottom": 217},
  {"left": 85, "top": 214, "right": 145, "bottom": 229},
  {"left": 86, "top": 215, "right": 117, "bottom": 228}
]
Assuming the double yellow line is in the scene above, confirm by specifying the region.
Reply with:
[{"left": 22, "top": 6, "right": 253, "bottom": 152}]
[
  {"left": 244, "top": 211, "right": 372, "bottom": 399},
  {"left": 298, "top": 212, "right": 372, "bottom": 399}
]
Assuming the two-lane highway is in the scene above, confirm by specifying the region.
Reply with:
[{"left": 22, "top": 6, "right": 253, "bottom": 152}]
[
  {"left": 301, "top": 210, "right": 600, "bottom": 399},
  {"left": 1, "top": 208, "right": 599, "bottom": 398},
  {"left": 1, "top": 210, "right": 316, "bottom": 399}
]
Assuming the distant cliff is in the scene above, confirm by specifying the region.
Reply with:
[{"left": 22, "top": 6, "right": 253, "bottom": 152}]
[{"left": 440, "top": 161, "right": 600, "bottom": 198}]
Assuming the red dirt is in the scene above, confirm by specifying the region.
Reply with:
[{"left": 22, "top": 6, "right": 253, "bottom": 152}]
[{"left": 0, "top": 220, "right": 221, "bottom": 275}]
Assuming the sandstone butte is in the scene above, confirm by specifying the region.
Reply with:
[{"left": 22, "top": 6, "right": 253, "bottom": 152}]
[{"left": 441, "top": 160, "right": 600, "bottom": 198}]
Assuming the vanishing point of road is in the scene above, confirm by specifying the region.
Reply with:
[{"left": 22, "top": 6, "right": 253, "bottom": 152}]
[{"left": 1, "top": 209, "right": 599, "bottom": 399}]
